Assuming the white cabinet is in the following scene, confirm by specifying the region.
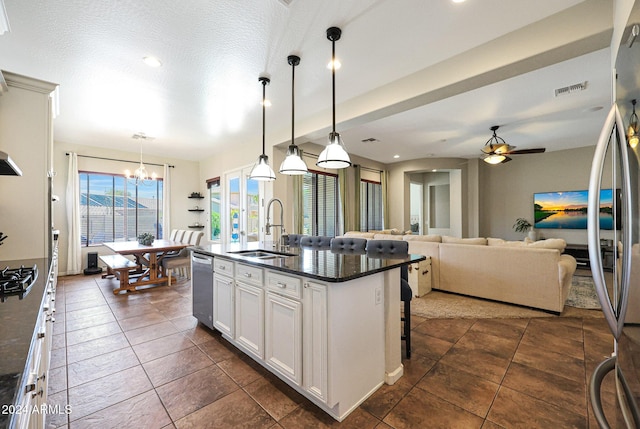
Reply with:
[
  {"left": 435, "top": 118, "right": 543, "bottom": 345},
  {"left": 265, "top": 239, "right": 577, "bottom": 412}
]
[
  {"left": 235, "top": 281, "right": 264, "bottom": 359},
  {"left": 213, "top": 273, "right": 234, "bottom": 337},
  {"left": 264, "top": 291, "right": 302, "bottom": 385},
  {"left": 303, "top": 280, "right": 328, "bottom": 404}
]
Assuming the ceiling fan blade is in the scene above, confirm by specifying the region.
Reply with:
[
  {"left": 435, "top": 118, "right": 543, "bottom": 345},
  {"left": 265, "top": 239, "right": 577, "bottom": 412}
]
[
  {"left": 504, "top": 148, "right": 546, "bottom": 155},
  {"left": 501, "top": 156, "right": 513, "bottom": 163},
  {"left": 481, "top": 143, "right": 513, "bottom": 154}
]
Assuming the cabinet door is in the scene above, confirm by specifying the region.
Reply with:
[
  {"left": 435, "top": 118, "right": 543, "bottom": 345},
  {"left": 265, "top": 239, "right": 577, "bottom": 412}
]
[
  {"left": 303, "top": 280, "right": 328, "bottom": 404},
  {"left": 235, "top": 282, "right": 264, "bottom": 359},
  {"left": 213, "top": 274, "right": 234, "bottom": 337},
  {"left": 264, "top": 292, "right": 302, "bottom": 386}
]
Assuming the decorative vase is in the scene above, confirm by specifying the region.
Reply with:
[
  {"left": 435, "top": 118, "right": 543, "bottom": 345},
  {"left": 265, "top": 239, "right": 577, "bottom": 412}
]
[{"left": 528, "top": 229, "right": 537, "bottom": 241}]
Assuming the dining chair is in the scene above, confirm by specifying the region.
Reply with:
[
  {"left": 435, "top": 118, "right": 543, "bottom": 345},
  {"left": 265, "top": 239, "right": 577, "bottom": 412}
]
[
  {"left": 163, "top": 231, "right": 204, "bottom": 285},
  {"left": 365, "top": 239, "right": 412, "bottom": 358}
]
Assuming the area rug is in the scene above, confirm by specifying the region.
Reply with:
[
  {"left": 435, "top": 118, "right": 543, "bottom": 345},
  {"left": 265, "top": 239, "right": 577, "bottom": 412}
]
[
  {"left": 410, "top": 275, "right": 605, "bottom": 319},
  {"left": 565, "top": 275, "right": 601, "bottom": 309}
]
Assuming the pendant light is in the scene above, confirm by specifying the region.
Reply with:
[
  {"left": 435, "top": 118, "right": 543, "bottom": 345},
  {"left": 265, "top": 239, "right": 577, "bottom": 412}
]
[
  {"left": 279, "top": 55, "right": 308, "bottom": 174},
  {"left": 249, "top": 77, "right": 276, "bottom": 181},
  {"left": 317, "top": 27, "right": 351, "bottom": 169},
  {"left": 628, "top": 99, "right": 639, "bottom": 149}
]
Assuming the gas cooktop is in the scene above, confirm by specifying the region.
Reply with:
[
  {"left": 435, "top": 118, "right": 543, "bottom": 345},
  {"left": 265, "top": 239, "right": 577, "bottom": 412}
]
[{"left": 0, "top": 264, "right": 38, "bottom": 302}]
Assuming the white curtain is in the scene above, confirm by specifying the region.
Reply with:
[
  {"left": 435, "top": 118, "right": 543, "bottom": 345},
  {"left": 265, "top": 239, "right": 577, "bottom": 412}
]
[
  {"left": 162, "top": 163, "right": 171, "bottom": 239},
  {"left": 66, "top": 152, "right": 82, "bottom": 274}
]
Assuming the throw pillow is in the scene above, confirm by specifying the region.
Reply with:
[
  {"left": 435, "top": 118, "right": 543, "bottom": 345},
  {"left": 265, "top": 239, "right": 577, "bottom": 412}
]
[{"left": 487, "top": 238, "right": 527, "bottom": 247}]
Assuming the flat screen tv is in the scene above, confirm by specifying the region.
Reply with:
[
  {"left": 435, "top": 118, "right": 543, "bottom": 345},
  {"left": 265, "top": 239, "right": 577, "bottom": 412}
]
[{"left": 533, "top": 189, "right": 621, "bottom": 230}]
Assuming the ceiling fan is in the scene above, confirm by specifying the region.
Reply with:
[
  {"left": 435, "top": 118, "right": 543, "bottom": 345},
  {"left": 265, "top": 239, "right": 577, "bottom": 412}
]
[{"left": 481, "top": 125, "right": 546, "bottom": 164}]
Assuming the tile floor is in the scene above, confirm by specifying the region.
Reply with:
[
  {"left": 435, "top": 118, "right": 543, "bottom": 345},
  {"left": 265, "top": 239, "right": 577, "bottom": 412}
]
[{"left": 46, "top": 273, "right": 618, "bottom": 428}]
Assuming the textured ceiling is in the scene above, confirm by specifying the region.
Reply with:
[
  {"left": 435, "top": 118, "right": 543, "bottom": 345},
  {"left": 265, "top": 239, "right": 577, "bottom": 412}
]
[{"left": 0, "top": 0, "right": 614, "bottom": 163}]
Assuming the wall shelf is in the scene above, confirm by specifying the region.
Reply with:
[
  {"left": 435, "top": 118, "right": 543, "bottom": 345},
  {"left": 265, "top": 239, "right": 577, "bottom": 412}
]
[
  {"left": 188, "top": 209, "right": 205, "bottom": 212},
  {"left": 188, "top": 225, "right": 205, "bottom": 229}
]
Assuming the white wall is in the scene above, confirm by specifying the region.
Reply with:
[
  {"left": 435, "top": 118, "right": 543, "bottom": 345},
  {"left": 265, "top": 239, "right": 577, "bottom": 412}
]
[
  {"left": 53, "top": 141, "right": 200, "bottom": 274},
  {"left": 479, "top": 145, "right": 617, "bottom": 243}
]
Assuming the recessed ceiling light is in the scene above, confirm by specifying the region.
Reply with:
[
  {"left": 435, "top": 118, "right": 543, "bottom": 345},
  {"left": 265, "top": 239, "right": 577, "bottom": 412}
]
[
  {"left": 143, "top": 56, "right": 162, "bottom": 68},
  {"left": 393, "top": 154, "right": 400, "bottom": 159},
  {"left": 432, "top": 169, "right": 437, "bottom": 172},
  {"left": 452, "top": 0, "right": 466, "bottom": 3}
]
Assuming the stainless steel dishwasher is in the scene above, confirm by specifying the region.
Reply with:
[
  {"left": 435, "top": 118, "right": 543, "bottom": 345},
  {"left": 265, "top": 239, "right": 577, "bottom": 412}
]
[{"left": 191, "top": 252, "right": 214, "bottom": 329}]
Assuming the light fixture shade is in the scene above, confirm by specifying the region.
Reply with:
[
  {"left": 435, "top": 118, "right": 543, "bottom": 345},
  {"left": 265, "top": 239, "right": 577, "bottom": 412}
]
[
  {"left": 483, "top": 153, "right": 506, "bottom": 164},
  {"left": 317, "top": 132, "right": 351, "bottom": 169},
  {"left": 250, "top": 154, "right": 276, "bottom": 181},
  {"left": 249, "top": 76, "right": 276, "bottom": 181},
  {"left": 280, "top": 144, "right": 308, "bottom": 175}
]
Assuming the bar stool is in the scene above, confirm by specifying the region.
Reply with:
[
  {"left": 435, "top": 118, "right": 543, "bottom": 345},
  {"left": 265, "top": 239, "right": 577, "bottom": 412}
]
[
  {"left": 366, "top": 239, "right": 412, "bottom": 359},
  {"left": 299, "top": 235, "right": 333, "bottom": 249},
  {"left": 285, "top": 234, "right": 307, "bottom": 247},
  {"left": 329, "top": 237, "right": 367, "bottom": 253}
]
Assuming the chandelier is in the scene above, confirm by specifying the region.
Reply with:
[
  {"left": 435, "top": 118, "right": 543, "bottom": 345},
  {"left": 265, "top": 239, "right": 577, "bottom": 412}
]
[{"left": 125, "top": 133, "right": 157, "bottom": 185}]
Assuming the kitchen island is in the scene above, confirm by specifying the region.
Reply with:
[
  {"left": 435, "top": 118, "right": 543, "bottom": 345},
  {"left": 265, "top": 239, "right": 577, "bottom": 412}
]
[{"left": 190, "top": 242, "right": 424, "bottom": 422}]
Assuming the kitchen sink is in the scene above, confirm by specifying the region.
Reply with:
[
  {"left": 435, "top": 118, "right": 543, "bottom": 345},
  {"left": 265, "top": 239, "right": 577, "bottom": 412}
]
[{"left": 227, "top": 249, "right": 296, "bottom": 260}]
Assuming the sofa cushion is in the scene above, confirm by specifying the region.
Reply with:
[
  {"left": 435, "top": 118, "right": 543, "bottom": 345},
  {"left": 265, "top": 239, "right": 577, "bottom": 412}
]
[
  {"left": 442, "top": 236, "right": 487, "bottom": 245},
  {"left": 373, "top": 233, "right": 404, "bottom": 240},
  {"left": 527, "top": 238, "right": 566, "bottom": 252},
  {"left": 403, "top": 235, "right": 442, "bottom": 243},
  {"left": 343, "top": 231, "right": 376, "bottom": 239},
  {"left": 487, "top": 238, "right": 527, "bottom": 247}
]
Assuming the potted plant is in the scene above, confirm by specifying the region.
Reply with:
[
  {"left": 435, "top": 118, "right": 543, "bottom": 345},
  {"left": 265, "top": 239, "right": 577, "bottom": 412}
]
[
  {"left": 137, "top": 232, "right": 155, "bottom": 245},
  {"left": 513, "top": 218, "right": 537, "bottom": 241}
]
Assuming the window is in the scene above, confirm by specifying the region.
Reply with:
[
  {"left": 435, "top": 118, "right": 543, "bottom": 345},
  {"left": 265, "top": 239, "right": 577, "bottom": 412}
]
[
  {"left": 208, "top": 177, "right": 221, "bottom": 242},
  {"left": 79, "top": 172, "right": 163, "bottom": 246},
  {"left": 302, "top": 170, "right": 338, "bottom": 236},
  {"left": 360, "top": 180, "right": 383, "bottom": 231}
]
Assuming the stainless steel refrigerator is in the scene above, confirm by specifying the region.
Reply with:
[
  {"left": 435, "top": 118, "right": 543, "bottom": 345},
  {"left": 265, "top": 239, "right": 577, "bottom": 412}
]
[{"left": 589, "top": 2, "right": 640, "bottom": 427}]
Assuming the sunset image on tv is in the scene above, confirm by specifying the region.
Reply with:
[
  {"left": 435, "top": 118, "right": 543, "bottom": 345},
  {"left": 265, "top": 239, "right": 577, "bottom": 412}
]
[{"left": 533, "top": 189, "right": 616, "bottom": 229}]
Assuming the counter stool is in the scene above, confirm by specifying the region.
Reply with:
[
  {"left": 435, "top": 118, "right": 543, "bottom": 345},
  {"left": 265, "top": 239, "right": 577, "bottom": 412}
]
[
  {"left": 299, "top": 235, "right": 333, "bottom": 249},
  {"left": 286, "top": 234, "right": 307, "bottom": 247},
  {"left": 329, "top": 237, "right": 367, "bottom": 253},
  {"left": 366, "top": 239, "right": 412, "bottom": 359}
]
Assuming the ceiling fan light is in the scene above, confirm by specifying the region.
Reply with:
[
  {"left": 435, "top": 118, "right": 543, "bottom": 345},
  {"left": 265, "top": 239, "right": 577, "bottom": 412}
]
[
  {"left": 317, "top": 132, "right": 351, "bottom": 169},
  {"left": 483, "top": 153, "right": 506, "bottom": 164},
  {"left": 630, "top": 135, "right": 639, "bottom": 149},
  {"left": 280, "top": 144, "right": 308, "bottom": 175},
  {"left": 249, "top": 154, "right": 276, "bottom": 181}
]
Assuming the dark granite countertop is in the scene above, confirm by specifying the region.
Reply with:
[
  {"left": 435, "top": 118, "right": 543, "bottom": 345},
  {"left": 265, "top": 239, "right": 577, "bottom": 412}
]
[
  {"left": 190, "top": 241, "right": 425, "bottom": 282},
  {"left": 0, "top": 257, "right": 50, "bottom": 426}
]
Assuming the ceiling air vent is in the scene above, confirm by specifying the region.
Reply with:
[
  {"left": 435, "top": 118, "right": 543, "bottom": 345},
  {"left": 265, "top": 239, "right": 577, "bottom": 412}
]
[
  {"left": 554, "top": 81, "right": 588, "bottom": 97},
  {"left": 277, "top": 0, "right": 295, "bottom": 6}
]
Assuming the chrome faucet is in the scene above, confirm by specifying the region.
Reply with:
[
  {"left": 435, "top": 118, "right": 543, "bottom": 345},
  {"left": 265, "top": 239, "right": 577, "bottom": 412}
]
[{"left": 265, "top": 198, "right": 286, "bottom": 245}]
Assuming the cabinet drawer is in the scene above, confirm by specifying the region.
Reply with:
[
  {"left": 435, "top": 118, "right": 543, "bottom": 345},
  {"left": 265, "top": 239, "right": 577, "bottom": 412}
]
[
  {"left": 266, "top": 271, "right": 302, "bottom": 299},
  {"left": 236, "top": 263, "right": 263, "bottom": 286},
  {"left": 214, "top": 258, "right": 234, "bottom": 276}
]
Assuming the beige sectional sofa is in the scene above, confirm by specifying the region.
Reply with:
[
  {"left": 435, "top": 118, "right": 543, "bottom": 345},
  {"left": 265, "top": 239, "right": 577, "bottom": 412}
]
[{"left": 343, "top": 231, "right": 577, "bottom": 313}]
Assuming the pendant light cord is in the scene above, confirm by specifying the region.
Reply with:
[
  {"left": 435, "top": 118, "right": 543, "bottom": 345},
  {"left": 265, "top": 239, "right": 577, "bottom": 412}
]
[
  {"left": 262, "top": 79, "right": 267, "bottom": 156},
  {"left": 291, "top": 60, "right": 295, "bottom": 145},
  {"left": 331, "top": 36, "right": 336, "bottom": 135}
]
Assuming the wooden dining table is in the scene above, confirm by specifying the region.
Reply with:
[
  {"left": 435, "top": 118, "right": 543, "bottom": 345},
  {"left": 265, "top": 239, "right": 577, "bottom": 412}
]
[{"left": 102, "top": 239, "right": 189, "bottom": 293}]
